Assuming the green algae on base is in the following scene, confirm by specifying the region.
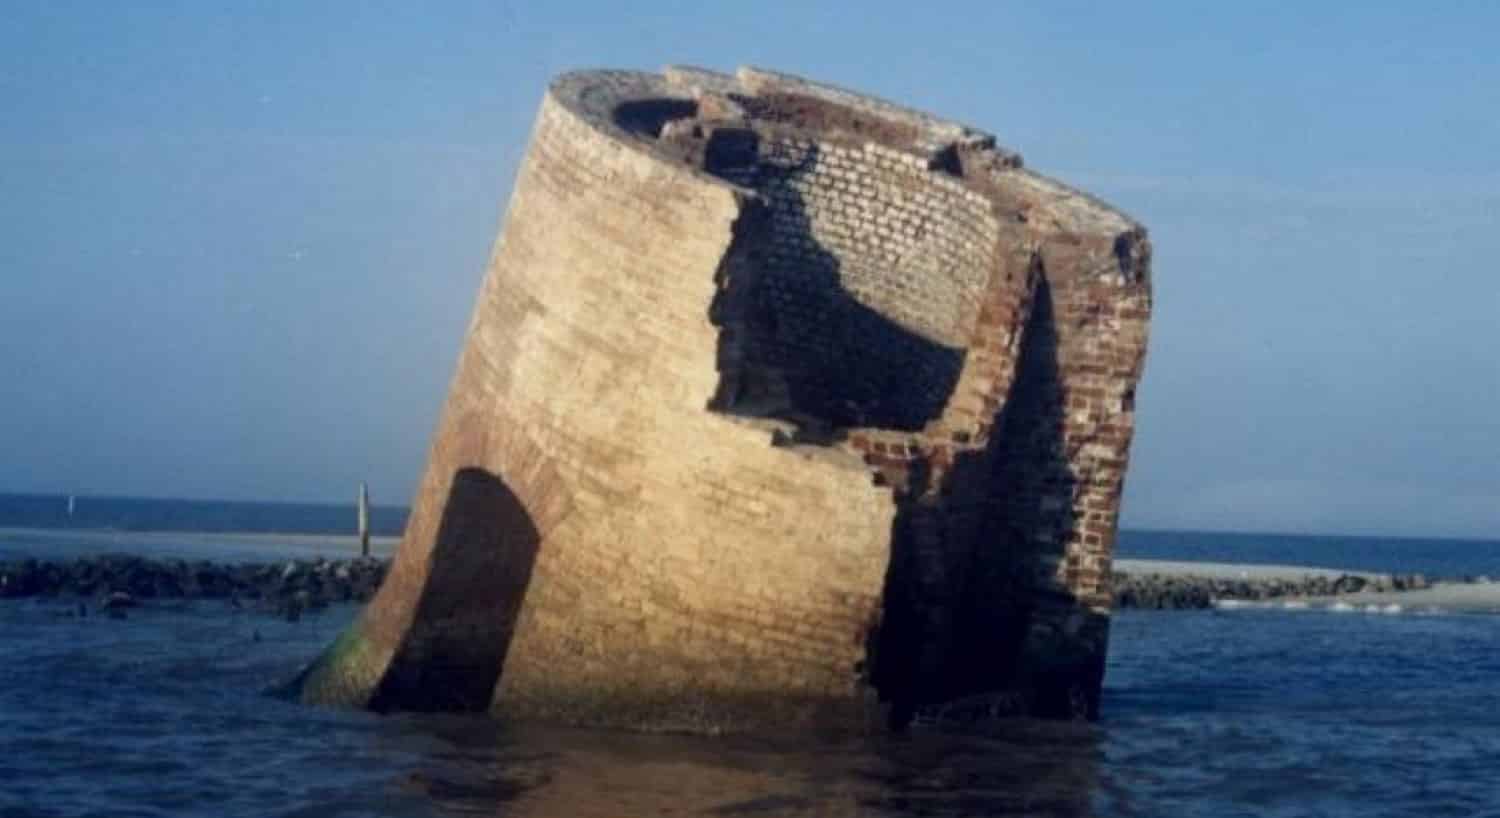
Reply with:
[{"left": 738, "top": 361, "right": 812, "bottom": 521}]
[{"left": 278, "top": 621, "right": 392, "bottom": 708}]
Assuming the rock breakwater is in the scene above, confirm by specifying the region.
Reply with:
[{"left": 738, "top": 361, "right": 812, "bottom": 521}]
[
  {"left": 0, "top": 554, "right": 1477, "bottom": 617},
  {"left": 0, "top": 555, "right": 388, "bottom": 620},
  {"left": 1112, "top": 570, "right": 1441, "bottom": 610}
]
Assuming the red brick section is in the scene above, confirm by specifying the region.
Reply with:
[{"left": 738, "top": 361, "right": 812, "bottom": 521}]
[{"left": 294, "top": 66, "right": 1151, "bottom": 732}]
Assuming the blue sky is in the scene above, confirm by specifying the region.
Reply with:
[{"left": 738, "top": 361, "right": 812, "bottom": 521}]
[{"left": 3, "top": 2, "right": 1496, "bottom": 538}]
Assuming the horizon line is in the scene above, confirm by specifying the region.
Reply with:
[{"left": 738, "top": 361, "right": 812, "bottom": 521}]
[{"left": 2, "top": 489, "right": 1494, "bottom": 545}]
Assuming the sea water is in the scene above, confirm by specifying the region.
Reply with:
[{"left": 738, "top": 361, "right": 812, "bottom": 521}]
[{"left": 3, "top": 504, "right": 1499, "bottom": 816}]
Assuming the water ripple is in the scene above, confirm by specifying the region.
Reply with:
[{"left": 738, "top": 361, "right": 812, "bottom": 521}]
[{"left": 3, "top": 602, "right": 1499, "bottom": 816}]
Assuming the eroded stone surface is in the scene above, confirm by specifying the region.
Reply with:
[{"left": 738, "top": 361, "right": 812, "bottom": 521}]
[{"left": 295, "top": 66, "right": 1152, "bottom": 732}]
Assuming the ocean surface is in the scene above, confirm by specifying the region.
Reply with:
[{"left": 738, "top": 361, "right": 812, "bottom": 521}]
[{"left": 3, "top": 497, "right": 1499, "bottom": 817}]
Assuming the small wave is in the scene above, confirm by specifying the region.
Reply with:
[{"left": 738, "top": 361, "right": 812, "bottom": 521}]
[
  {"left": 1211, "top": 599, "right": 1271, "bottom": 610},
  {"left": 1211, "top": 598, "right": 1424, "bottom": 617}
]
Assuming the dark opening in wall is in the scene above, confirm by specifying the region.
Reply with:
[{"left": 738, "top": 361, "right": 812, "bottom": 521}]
[
  {"left": 613, "top": 98, "right": 699, "bottom": 138},
  {"left": 703, "top": 128, "right": 760, "bottom": 174},
  {"left": 928, "top": 144, "right": 963, "bottom": 177},
  {"left": 367, "top": 468, "right": 540, "bottom": 713},
  {"left": 705, "top": 134, "right": 966, "bottom": 435}
]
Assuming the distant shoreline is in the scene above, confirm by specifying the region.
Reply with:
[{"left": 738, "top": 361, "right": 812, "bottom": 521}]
[
  {"left": 0, "top": 492, "right": 408, "bottom": 538},
  {"left": 0, "top": 525, "right": 401, "bottom": 545},
  {"left": 0, "top": 526, "right": 399, "bottom": 563},
  {"left": 1115, "top": 558, "right": 1383, "bottom": 580}
]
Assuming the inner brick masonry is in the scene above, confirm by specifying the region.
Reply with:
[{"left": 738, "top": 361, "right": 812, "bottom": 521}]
[{"left": 294, "top": 66, "right": 1153, "bottom": 731}]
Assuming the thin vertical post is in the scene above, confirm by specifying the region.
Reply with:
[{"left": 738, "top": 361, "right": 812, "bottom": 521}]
[{"left": 358, "top": 482, "right": 371, "bottom": 557}]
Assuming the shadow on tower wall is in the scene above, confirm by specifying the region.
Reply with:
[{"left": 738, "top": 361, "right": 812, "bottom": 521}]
[
  {"left": 368, "top": 467, "right": 541, "bottom": 713},
  {"left": 695, "top": 126, "right": 1106, "bottom": 725},
  {"left": 875, "top": 274, "right": 1107, "bottom": 726},
  {"left": 705, "top": 134, "right": 965, "bottom": 435}
]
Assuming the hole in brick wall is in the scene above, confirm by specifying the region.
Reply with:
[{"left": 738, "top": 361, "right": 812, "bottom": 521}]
[
  {"left": 613, "top": 98, "right": 699, "bottom": 138},
  {"left": 1113, "top": 232, "right": 1149, "bottom": 284},
  {"left": 703, "top": 128, "right": 760, "bottom": 173},
  {"left": 928, "top": 144, "right": 963, "bottom": 178}
]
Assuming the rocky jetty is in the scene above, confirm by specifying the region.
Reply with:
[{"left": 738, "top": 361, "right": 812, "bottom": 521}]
[
  {"left": 1112, "top": 570, "right": 1440, "bottom": 610},
  {"left": 0, "top": 554, "right": 1476, "bottom": 617},
  {"left": 0, "top": 555, "right": 388, "bottom": 619}
]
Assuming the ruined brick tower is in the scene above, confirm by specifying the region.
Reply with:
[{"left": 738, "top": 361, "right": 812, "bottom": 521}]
[{"left": 294, "top": 66, "right": 1152, "bottom": 731}]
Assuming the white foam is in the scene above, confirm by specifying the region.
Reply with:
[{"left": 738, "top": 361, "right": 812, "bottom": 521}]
[
  {"left": 1211, "top": 599, "right": 1269, "bottom": 610},
  {"left": 1202, "top": 597, "right": 1472, "bottom": 618}
]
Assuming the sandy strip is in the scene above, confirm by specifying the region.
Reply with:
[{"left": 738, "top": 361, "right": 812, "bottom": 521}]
[
  {"left": 1115, "top": 558, "right": 1385, "bottom": 581},
  {"left": 0, "top": 527, "right": 399, "bottom": 561}
]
